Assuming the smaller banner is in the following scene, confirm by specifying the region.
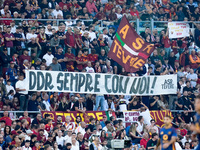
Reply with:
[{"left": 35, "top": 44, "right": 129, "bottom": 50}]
[
  {"left": 41, "top": 111, "right": 106, "bottom": 123},
  {"left": 123, "top": 110, "right": 173, "bottom": 127},
  {"left": 168, "top": 22, "right": 190, "bottom": 39},
  {"left": 108, "top": 16, "right": 155, "bottom": 73}
]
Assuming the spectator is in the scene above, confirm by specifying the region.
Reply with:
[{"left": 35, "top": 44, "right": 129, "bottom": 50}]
[
  {"left": 52, "top": 5, "right": 63, "bottom": 19},
  {"left": 15, "top": 73, "right": 28, "bottom": 111},
  {"left": 0, "top": 111, "right": 12, "bottom": 126},
  {"left": 43, "top": 48, "right": 54, "bottom": 66},
  {"left": 86, "top": 0, "right": 98, "bottom": 17},
  {"left": 49, "top": 57, "right": 62, "bottom": 71},
  {"left": 146, "top": 133, "right": 158, "bottom": 150},
  {"left": 187, "top": 69, "right": 198, "bottom": 88},
  {"left": 140, "top": 132, "right": 149, "bottom": 149}
]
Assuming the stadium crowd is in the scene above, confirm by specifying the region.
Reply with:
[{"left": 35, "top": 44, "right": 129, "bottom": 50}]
[{"left": 0, "top": 0, "right": 200, "bottom": 149}]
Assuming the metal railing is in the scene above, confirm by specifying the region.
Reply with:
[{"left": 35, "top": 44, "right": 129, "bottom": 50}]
[{"left": 1, "top": 18, "right": 200, "bottom": 33}]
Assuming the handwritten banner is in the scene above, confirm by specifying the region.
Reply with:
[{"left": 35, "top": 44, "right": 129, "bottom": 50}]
[
  {"left": 26, "top": 70, "right": 177, "bottom": 95},
  {"left": 41, "top": 111, "right": 106, "bottom": 123},
  {"left": 123, "top": 110, "right": 173, "bottom": 127},
  {"left": 168, "top": 22, "right": 190, "bottom": 39}
]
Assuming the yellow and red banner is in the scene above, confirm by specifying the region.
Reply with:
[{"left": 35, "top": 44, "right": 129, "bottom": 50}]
[
  {"left": 42, "top": 110, "right": 172, "bottom": 127},
  {"left": 41, "top": 111, "right": 106, "bottom": 123}
]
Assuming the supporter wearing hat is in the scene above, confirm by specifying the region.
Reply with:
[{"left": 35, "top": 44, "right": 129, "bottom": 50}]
[{"left": 42, "top": 47, "right": 54, "bottom": 66}]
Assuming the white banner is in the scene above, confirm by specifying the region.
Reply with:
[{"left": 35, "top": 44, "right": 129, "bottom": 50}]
[
  {"left": 168, "top": 22, "right": 190, "bottom": 39},
  {"left": 25, "top": 70, "right": 177, "bottom": 95}
]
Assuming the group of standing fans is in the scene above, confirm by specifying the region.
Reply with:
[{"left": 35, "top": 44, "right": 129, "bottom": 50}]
[{"left": 0, "top": 0, "right": 200, "bottom": 149}]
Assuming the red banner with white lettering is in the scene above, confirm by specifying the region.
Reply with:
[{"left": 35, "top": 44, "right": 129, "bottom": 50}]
[{"left": 108, "top": 16, "right": 155, "bottom": 73}]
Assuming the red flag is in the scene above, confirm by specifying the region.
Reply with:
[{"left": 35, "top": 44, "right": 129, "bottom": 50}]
[{"left": 108, "top": 16, "right": 155, "bottom": 73}]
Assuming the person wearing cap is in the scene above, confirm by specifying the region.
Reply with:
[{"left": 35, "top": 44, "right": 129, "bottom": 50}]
[
  {"left": 49, "top": 33, "right": 60, "bottom": 48},
  {"left": 26, "top": 27, "right": 37, "bottom": 43},
  {"left": 5, "top": 61, "right": 18, "bottom": 86},
  {"left": 43, "top": 47, "right": 54, "bottom": 66}
]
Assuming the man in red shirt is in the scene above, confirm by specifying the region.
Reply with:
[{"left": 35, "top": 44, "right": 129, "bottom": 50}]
[
  {"left": 140, "top": 132, "right": 149, "bottom": 149},
  {"left": 19, "top": 49, "right": 31, "bottom": 67},
  {"left": 19, "top": 111, "right": 31, "bottom": 126},
  {"left": 59, "top": 0, "right": 68, "bottom": 10},
  {"left": 0, "top": 111, "right": 12, "bottom": 126},
  {"left": 88, "top": 49, "right": 98, "bottom": 66},
  {"left": 104, "top": 0, "right": 114, "bottom": 13},
  {"left": 162, "top": 29, "right": 171, "bottom": 58},
  {"left": 179, "top": 122, "right": 187, "bottom": 137},
  {"left": 65, "top": 47, "right": 76, "bottom": 71},
  {"left": 65, "top": 27, "right": 76, "bottom": 56},
  {"left": 45, "top": 119, "right": 53, "bottom": 133},
  {"left": 76, "top": 50, "right": 84, "bottom": 71},
  {"left": 37, "top": 129, "right": 46, "bottom": 143}
]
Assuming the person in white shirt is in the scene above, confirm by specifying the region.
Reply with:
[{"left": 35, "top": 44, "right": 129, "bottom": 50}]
[
  {"left": 64, "top": 129, "right": 73, "bottom": 144},
  {"left": 43, "top": 48, "right": 54, "bottom": 66},
  {"left": 26, "top": 27, "right": 37, "bottom": 43},
  {"left": 102, "top": 121, "right": 111, "bottom": 132},
  {"left": 136, "top": 116, "right": 144, "bottom": 134},
  {"left": 6, "top": 80, "right": 16, "bottom": 95},
  {"left": 52, "top": 5, "right": 63, "bottom": 18},
  {"left": 139, "top": 102, "right": 152, "bottom": 125},
  {"left": 187, "top": 69, "right": 198, "bottom": 88},
  {"left": 86, "top": 61, "right": 95, "bottom": 73},
  {"left": 16, "top": 74, "right": 28, "bottom": 111},
  {"left": 22, "top": 140, "right": 32, "bottom": 150},
  {"left": 45, "top": 24, "right": 53, "bottom": 38},
  {"left": 118, "top": 95, "right": 134, "bottom": 111},
  {"left": 88, "top": 25, "right": 97, "bottom": 42},
  {"left": 42, "top": 94, "right": 52, "bottom": 111},
  {"left": 75, "top": 122, "right": 86, "bottom": 135},
  {"left": 25, "top": 130, "right": 33, "bottom": 141},
  {"left": 56, "top": 130, "right": 65, "bottom": 147},
  {"left": 0, "top": 5, "right": 11, "bottom": 16},
  {"left": 71, "top": 138, "right": 79, "bottom": 150}
]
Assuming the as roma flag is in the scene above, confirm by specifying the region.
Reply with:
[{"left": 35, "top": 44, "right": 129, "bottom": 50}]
[{"left": 108, "top": 16, "right": 155, "bottom": 73}]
